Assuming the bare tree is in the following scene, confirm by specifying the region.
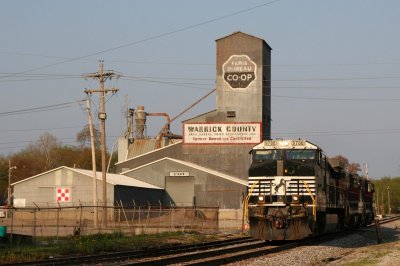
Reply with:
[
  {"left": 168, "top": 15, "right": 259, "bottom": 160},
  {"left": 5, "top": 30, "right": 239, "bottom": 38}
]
[
  {"left": 36, "top": 133, "right": 61, "bottom": 170},
  {"left": 76, "top": 124, "right": 101, "bottom": 149},
  {"left": 331, "top": 155, "right": 361, "bottom": 174}
]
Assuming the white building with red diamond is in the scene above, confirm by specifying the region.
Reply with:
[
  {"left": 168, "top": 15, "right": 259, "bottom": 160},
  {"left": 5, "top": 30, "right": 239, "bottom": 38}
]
[{"left": 11, "top": 166, "right": 163, "bottom": 208}]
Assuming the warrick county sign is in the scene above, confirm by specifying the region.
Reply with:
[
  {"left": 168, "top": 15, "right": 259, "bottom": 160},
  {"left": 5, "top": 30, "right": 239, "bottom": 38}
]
[
  {"left": 184, "top": 123, "right": 261, "bottom": 144},
  {"left": 223, "top": 55, "right": 257, "bottom": 89}
]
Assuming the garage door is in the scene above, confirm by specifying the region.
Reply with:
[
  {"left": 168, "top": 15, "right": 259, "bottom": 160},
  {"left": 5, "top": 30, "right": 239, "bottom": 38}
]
[{"left": 165, "top": 176, "right": 194, "bottom": 206}]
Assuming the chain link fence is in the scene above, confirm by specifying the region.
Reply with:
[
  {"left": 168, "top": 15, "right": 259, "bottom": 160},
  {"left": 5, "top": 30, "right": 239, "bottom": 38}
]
[{"left": 0, "top": 204, "right": 225, "bottom": 242}]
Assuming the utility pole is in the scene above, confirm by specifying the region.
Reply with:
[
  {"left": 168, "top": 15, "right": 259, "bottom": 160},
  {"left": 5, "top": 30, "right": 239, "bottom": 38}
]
[
  {"left": 7, "top": 158, "right": 16, "bottom": 219},
  {"left": 83, "top": 61, "right": 119, "bottom": 228},
  {"left": 85, "top": 95, "right": 98, "bottom": 228},
  {"left": 8, "top": 158, "right": 17, "bottom": 207}
]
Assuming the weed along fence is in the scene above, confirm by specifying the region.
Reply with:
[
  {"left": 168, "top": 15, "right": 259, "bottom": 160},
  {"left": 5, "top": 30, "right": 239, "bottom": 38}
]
[{"left": 0, "top": 205, "right": 223, "bottom": 239}]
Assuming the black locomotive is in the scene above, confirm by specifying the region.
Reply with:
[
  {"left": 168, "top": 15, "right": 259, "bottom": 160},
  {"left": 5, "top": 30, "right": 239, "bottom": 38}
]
[{"left": 246, "top": 139, "right": 375, "bottom": 241}]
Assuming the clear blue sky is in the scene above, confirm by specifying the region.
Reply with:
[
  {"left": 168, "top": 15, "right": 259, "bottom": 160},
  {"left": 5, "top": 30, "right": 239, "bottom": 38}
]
[{"left": 1, "top": 0, "right": 399, "bottom": 178}]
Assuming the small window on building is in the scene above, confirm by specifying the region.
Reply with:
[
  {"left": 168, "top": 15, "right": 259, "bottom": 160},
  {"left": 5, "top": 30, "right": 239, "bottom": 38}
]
[{"left": 227, "top": 111, "right": 236, "bottom": 118}]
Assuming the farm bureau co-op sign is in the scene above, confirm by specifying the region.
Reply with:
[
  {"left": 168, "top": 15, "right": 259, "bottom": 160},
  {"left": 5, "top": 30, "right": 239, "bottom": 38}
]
[
  {"left": 184, "top": 123, "right": 261, "bottom": 144},
  {"left": 223, "top": 55, "right": 256, "bottom": 89}
]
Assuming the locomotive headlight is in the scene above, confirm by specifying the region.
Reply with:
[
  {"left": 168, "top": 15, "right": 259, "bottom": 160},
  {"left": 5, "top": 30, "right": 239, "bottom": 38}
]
[
  {"left": 292, "top": 195, "right": 299, "bottom": 203},
  {"left": 258, "top": 196, "right": 265, "bottom": 202},
  {"left": 279, "top": 140, "right": 289, "bottom": 148}
]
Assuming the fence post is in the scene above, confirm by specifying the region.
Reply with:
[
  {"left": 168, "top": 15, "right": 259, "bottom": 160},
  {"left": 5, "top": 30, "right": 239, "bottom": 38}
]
[
  {"left": 120, "top": 200, "right": 132, "bottom": 235},
  {"left": 170, "top": 204, "right": 174, "bottom": 232},
  {"left": 190, "top": 206, "right": 194, "bottom": 230},
  {"left": 56, "top": 203, "right": 60, "bottom": 241},
  {"left": 132, "top": 200, "right": 136, "bottom": 222},
  {"left": 33, "top": 209, "right": 37, "bottom": 243},
  {"left": 10, "top": 207, "right": 14, "bottom": 245},
  {"left": 158, "top": 201, "right": 162, "bottom": 233},
  {"left": 183, "top": 207, "right": 186, "bottom": 232},
  {"left": 195, "top": 206, "right": 199, "bottom": 231},
  {"left": 375, "top": 218, "right": 382, "bottom": 244},
  {"left": 79, "top": 201, "right": 83, "bottom": 235},
  {"left": 138, "top": 206, "right": 141, "bottom": 230},
  {"left": 145, "top": 203, "right": 151, "bottom": 233},
  {"left": 217, "top": 207, "right": 220, "bottom": 231},
  {"left": 118, "top": 205, "right": 121, "bottom": 223},
  {"left": 201, "top": 208, "right": 204, "bottom": 232},
  {"left": 32, "top": 202, "right": 40, "bottom": 243}
]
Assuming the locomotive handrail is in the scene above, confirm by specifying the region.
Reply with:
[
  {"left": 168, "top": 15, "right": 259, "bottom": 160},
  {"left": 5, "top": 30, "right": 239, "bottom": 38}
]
[
  {"left": 244, "top": 181, "right": 260, "bottom": 225},
  {"left": 302, "top": 180, "right": 316, "bottom": 222}
]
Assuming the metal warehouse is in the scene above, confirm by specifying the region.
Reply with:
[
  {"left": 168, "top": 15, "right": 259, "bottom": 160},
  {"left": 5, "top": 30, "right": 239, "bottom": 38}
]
[
  {"left": 11, "top": 166, "right": 163, "bottom": 208},
  {"left": 116, "top": 31, "right": 272, "bottom": 211}
]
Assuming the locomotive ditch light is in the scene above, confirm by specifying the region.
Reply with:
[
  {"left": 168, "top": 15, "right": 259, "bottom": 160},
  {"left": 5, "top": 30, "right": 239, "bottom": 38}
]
[
  {"left": 292, "top": 195, "right": 299, "bottom": 203},
  {"left": 258, "top": 196, "right": 265, "bottom": 202}
]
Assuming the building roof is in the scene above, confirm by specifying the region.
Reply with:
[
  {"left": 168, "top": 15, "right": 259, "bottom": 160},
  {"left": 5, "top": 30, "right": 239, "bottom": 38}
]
[
  {"left": 121, "top": 157, "right": 247, "bottom": 186},
  {"left": 215, "top": 31, "right": 272, "bottom": 50},
  {"left": 12, "top": 166, "right": 162, "bottom": 189},
  {"left": 116, "top": 140, "right": 183, "bottom": 165},
  {"left": 127, "top": 138, "right": 159, "bottom": 158}
]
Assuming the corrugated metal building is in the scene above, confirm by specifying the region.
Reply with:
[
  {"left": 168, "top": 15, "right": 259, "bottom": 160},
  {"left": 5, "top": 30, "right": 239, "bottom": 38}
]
[
  {"left": 11, "top": 166, "right": 163, "bottom": 208},
  {"left": 117, "top": 32, "right": 272, "bottom": 210}
]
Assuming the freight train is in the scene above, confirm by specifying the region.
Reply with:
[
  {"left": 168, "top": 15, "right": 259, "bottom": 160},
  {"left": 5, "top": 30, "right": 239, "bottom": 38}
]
[{"left": 246, "top": 139, "right": 375, "bottom": 241}]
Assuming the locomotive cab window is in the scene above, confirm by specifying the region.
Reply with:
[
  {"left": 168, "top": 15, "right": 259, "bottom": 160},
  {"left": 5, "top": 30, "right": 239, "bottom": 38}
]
[
  {"left": 285, "top": 150, "right": 315, "bottom": 160},
  {"left": 254, "top": 150, "right": 282, "bottom": 161}
]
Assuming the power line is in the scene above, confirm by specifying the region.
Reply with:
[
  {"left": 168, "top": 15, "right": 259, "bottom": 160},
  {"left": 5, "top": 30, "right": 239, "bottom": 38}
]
[
  {"left": 123, "top": 76, "right": 400, "bottom": 101},
  {"left": 3, "top": 72, "right": 400, "bottom": 85},
  {"left": 0, "top": 77, "right": 81, "bottom": 83},
  {"left": 0, "top": 136, "right": 120, "bottom": 149},
  {"left": 271, "top": 76, "right": 400, "bottom": 82},
  {"left": 271, "top": 94, "right": 400, "bottom": 102},
  {"left": 273, "top": 86, "right": 400, "bottom": 90},
  {"left": 4, "top": 50, "right": 400, "bottom": 68},
  {"left": 0, "top": 100, "right": 83, "bottom": 117},
  {"left": 0, "top": 0, "right": 282, "bottom": 79},
  {"left": 0, "top": 125, "right": 84, "bottom": 133},
  {"left": 122, "top": 74, "right": 400, "bottom": 83},
  {"left": 0, "top": 73, "right": 81, "bottom": 78},
  {"left": 274, "top": 128, "right": 400, "bottom": 136},
  {"left": 275, "top": 131, "right": 400, "bottom": 137}
]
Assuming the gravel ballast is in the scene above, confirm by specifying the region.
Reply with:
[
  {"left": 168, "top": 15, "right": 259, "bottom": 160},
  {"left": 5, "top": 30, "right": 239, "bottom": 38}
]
[{"left": 231, "top": 219, "right": 400, "bottom": 266}]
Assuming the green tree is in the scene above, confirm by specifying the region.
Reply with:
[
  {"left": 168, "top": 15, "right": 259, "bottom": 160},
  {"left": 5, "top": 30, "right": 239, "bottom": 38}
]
[{"left": 373, "top": 176, "right": 400, "bottom": 214}]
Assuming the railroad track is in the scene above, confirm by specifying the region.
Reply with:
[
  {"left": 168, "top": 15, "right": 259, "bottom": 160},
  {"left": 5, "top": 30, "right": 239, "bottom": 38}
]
[
  {"left": 6, "top": 215, "right": 400, "bottom": 266},
  {"left": 2, "top": 236, "right": 259, "bottom": 266},
  {"left": 374, "top": 215, "right": 400, "bottom": 225},
  {"left": 120, "top": 240, "right": 295, "bottom": 266}
]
